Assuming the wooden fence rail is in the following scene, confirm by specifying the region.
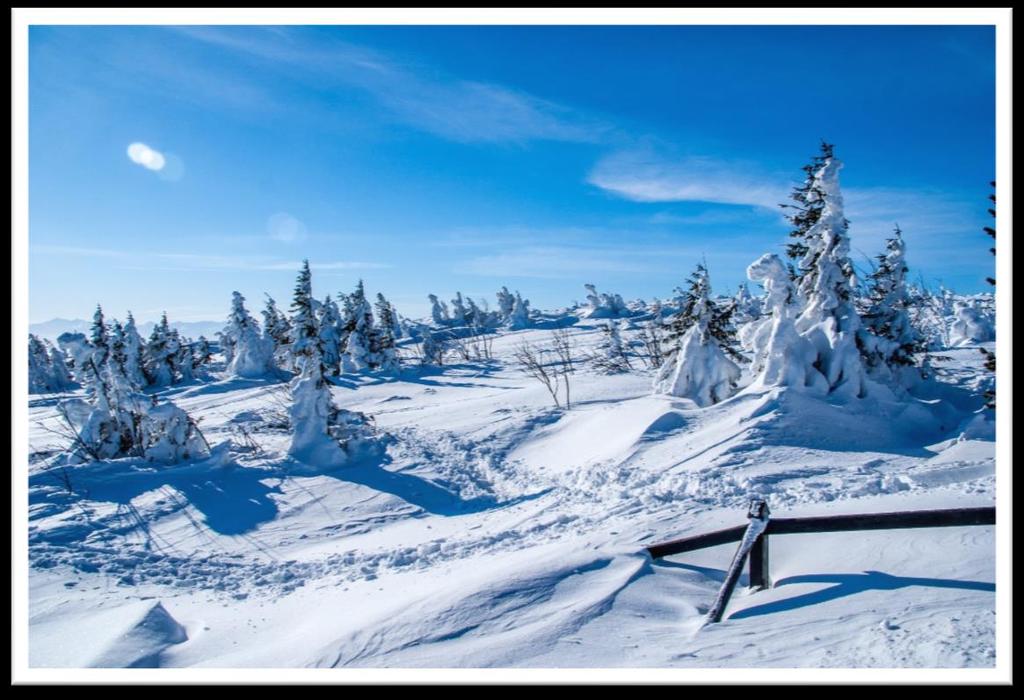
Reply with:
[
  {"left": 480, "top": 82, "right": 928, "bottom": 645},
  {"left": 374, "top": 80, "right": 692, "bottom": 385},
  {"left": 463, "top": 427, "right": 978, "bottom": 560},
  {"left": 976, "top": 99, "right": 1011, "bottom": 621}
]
[{"left": 644, "top": 503, "right": 995, "bottom": 624}]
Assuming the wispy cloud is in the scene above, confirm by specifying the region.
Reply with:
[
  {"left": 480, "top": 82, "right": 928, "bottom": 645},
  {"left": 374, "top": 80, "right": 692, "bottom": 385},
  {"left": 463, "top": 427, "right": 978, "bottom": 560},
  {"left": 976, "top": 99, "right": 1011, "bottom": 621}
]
[
  {"left": 32, "top": 245, "right": 389, "bottom": 273},
  {"left": 173, "top": 26, "right": 608, "bottom": 144},
  {"left": 588, "top": 149, "right": 792, "bottom": 209},
  {"left": 843, "top": 187, "right": 985, "bottom": 263}
]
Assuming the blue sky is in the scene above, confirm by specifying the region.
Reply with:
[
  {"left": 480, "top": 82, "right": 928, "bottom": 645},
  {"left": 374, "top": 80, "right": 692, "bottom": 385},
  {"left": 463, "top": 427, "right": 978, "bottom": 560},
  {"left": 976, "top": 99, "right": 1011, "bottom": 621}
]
[{"left": 28, "top": 24, "right": 995, "bottom": 323}]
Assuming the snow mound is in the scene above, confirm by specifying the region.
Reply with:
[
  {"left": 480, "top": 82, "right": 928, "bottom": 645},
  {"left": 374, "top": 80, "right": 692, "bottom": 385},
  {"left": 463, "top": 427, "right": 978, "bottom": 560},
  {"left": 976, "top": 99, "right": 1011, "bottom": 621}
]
[
  {"left": 91, "top": 601, "right": 188, "bottom": 668},
  {"left": 507, "top": 397, "right": 680, "bottom": 473}
]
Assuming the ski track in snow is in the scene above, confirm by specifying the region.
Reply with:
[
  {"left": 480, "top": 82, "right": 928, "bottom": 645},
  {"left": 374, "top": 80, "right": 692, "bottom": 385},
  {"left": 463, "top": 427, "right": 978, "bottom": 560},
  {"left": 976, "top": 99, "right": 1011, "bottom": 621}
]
[{"left": 26, "top": 324, "right": 996, "bottom": 668}]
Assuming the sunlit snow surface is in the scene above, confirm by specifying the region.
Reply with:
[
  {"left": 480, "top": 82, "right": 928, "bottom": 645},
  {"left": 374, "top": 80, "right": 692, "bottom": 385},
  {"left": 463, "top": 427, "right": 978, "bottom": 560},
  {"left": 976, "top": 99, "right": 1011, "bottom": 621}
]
[{"left": 27, "top": 324, "right": 995, "bottom": 668}]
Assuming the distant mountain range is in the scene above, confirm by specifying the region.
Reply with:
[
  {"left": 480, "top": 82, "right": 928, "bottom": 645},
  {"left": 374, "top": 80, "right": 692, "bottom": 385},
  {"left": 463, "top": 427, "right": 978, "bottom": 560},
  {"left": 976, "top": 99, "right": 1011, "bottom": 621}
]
[{"left": 29, "top": 318, "right": 225, "bottom": 342}]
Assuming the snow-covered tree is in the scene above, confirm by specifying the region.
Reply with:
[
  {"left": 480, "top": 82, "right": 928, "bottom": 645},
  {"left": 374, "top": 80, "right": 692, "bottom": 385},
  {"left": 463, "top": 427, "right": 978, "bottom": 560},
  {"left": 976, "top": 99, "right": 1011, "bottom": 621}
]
[
  {"left": 654, "top": 264, "right": 744, "bottom": 406},
  {"left": 732, "top": 283, "right": 762, "bottom": 324},
  {"left": 192, "top": 336, "right": 213, "bottom": 370},
  {"left": 450, "top": 292, "right": 470, "bottom": 325},
  {"left": 144, "top": 313, "right": 177, "bottom": 387},
  {"left": 420, "top": 329, "right": 446, "bottom": 366},
  {"left": 592, "top": 320, "right": 631, "bottom": 373},
  {"left": 289, "top": 261, "right": 322, "bottom": 376},
  {"left": 29, "top": 334, "right": 72, "bottom": 394},
  {"left": 48, "top": 341, "right": 75, "bottom": 390},
  {"left": 223, "top": 292, "right": 275, "bottom": 378},
  {"left": 496, "top": 286, "right": 515, "bottom": 321},
  {"left": 262, "top": 294, "right": 292, "bottom": 361},
  {"left": 317, "top": 296, "right": 343, "bottom": 376},
  {"left": 373, "top": 293, "right": 400, "bottom": 372},
  {"left": 858, "top": 227, "right": 924, "bottom": 385},
  {"left": 428, "top": 294, "right": 450, "bottom": 327},
  {"left": 788, "top": 143, "right": 870, "bottom": 399},
  {"left": 744, "top": 253, "right": 824, "bottom": 390},
  {"left": 287, "top": 338, "right": 376, "bottom": 466},
  {"left": 582, "top": 284, "right": 628, "bottom": 318},
  {"left": 57, "top": 332, "right": 94, "bottom": 389},
  {"left": 508, "top": 291, "right": 531, "bottom": 330},
  {"left": 950, "top": 299, "right": 995, "bottom": 346},
  {"left": 341, "top": 280, "right": 374, "bottom": 371},
  {"left": 121, "top": 312, "right": 148, "bottom": 388}
]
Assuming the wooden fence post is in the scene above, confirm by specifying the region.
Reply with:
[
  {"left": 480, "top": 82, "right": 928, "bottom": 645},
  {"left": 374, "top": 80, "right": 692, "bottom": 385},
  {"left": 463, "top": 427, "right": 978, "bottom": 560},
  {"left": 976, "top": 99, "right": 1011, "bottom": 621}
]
[
  {"left": 705, "top": 498, "right": 770, "bottom": 625},
  {"left": 748, "top": 532, "right": 770, "bottom": 591}
]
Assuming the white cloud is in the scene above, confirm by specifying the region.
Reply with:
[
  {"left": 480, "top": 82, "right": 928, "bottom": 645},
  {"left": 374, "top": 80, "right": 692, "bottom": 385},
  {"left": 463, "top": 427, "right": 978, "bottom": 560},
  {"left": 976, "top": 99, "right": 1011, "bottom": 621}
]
[
  {"left": 126, "top": 142, "right": 166, "bottom": 171},
  {"left": 588, "top": 150, "right": 791, "bottom": 209}
]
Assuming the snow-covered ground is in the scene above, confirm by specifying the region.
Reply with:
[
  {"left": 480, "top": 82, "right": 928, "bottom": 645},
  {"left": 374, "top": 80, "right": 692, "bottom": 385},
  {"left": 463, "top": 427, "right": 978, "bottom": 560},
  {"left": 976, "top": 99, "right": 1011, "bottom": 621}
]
[{"left": 22, "top": 322, "right": 999, "bottom": 676}]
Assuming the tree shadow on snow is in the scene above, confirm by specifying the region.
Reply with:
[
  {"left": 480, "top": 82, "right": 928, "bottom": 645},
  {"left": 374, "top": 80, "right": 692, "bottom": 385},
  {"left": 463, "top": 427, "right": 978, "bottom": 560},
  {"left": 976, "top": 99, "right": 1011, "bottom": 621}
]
[
  {"left": 34, "top": 459, "right": 283, "bottom": 538},
  {"left": 157, "top": 375, "right": 287, "bottom": 401},
  {"left": 317, "top": 452, "right": 549, "bottom": 517},
  {"left": 728, "top": 570, "right": 994, "bottom": 620}
]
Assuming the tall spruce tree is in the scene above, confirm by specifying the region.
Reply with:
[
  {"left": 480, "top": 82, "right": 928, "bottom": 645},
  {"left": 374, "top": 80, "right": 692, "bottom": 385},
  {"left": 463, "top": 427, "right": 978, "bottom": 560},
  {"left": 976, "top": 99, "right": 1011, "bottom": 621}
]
[
  {"left": 289, "top": 260, "right": 321, "bottom": 375},
  {"left": 858, "top": 226, "right": 924, "bottom": 385},
  {"left": 782, "top": 141, "right": 837, "bottom": 265}
]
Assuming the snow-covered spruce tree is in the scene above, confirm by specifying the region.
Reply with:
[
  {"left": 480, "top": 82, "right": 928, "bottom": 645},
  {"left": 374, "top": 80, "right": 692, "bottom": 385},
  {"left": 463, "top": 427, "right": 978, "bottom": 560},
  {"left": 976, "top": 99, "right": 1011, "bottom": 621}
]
[
  {"left": 261, "top": 294, "right": 292, "bottom": 364},
  {"left": 496, "top": 286, "right": 515, "bottom": 322},
  {"left": 787, "top": 144, "right": 870, "bottom": 399},
  {"left": 782, "top": 142, "right": 835, "bottom": 265},
  {"left": 950, "top": 299, "right": 994, "bottom": 346},
  {"left": 89, "top": 305, "right": 110, "bottom": 369},
  {"left": 420, "top": 329, "right": 446, "bottom": 366},
  {"left": 172, "top": 332, "right": 196, "bottom": 384},
  {"left": 582, "top": 284, "right": 628, "bottom": 318},
  {"left": 223, "top": 292, "right": 275, "bottom": 378},
  {"left": 287, "top": 337, "right": 377, "bottom": 466},
  {"left": 56, "top": 332, "right": 93, "bottom": 389},
  {"left": 450, "top": 292, "right": 470, "bottom": 326},
  {"left": 857, "top": 227, "right": 925, "bottom": 386},
  {"left": 508, "top": 291, "right": 531, "bottom": 330},
  {"left": 732, "top": 282, "right": 762, "bottom": 324},
  {"left": 317, "top": 296, "right": 343, "bottom": 376},
  {"left": 144, "top": 313, "right": 177, "bottom": 387},
  {"left": 744, "top": 253, "right": 824, "bottom": 390},
  {"left": 592, "top": 320, "right": 632, "bottom": 373},
  {"left": 122, "top": 312, "right": 148, "bottom": 388},
  {"left": 192, "top": 335, "right": 213, "bottom": 371},
  {"left": 654, "top": 264, "right": 744, "bottom": 406},
  {"left": 341, "top": 280, "right": 375, "bottom": 371},
  {"left": 288, "top": 260, "right": 324, "bottom": 376},
  {"left": 28, "top": 334, "right": 65, "bottom": 394},
  {"left": 427, "top": 293, "right": 450, "bottom": 327},
  {"left": 54, "top": 315, "right": 207, "bottom": 464},
  {"left": 373, "top": 293, "right": 400, "bottom": 372},
  {"left": 48, "top": 340, "right": 75, "bottom": 390}
]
